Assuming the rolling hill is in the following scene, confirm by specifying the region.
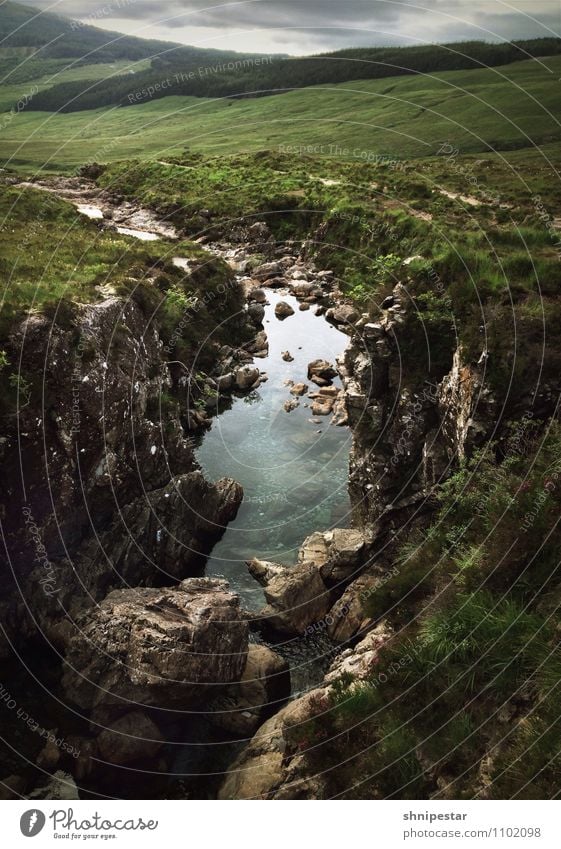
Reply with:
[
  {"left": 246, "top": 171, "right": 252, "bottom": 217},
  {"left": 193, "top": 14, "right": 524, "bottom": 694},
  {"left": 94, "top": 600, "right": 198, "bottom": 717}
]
[{"left": 1, "top": 53, "right": 560, "bottom": 172}]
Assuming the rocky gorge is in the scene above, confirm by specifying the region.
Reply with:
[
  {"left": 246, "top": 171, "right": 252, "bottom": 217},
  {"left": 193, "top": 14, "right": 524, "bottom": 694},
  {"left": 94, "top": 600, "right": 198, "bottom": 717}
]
[{"left": 1, "top": 168, "right": 558, "bottom": 801}]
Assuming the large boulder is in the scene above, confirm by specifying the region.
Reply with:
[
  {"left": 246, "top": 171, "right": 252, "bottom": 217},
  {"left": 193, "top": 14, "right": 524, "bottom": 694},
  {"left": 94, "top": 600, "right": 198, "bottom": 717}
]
[
  {"left": 247, "top": 559, "right": 330, "bottom": 636},
  {"left": 326, "top": 304, "right": 360, "bottom": 326},
  {"left": 30, "top": 472, "right": 244, "bottom": 650},
  {"left": 62, "top": 578, "right": 249, "bottom": 721},
  {"left": 298, "top": 528, "right": 366, "bottom": 585}
]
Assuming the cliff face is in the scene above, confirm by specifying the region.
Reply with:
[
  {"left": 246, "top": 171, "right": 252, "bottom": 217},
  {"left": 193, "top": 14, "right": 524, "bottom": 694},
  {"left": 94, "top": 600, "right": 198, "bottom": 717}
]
[
  {"left": 0, "top": 265, "right": 247, "bottom": 656},
  {"left": 216, "top": 271, "right": 561, "bottom": 801},
  {"left": 340, "top": 282, "right": 494, "bottom": 544}
]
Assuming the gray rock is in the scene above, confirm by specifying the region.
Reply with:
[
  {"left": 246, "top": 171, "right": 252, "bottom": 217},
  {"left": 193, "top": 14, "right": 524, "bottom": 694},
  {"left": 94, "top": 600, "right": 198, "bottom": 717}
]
[
  {"left": 235, "top": 365, "right": 261, "bottom": 390},
  {"left": 307, "top": 359, "right": 337, "bottom": 383},
  {"left": 275, "top": 301, "right": 295, "bottom": 320},
  {"left": 248, "top": 559, "right": 330, "bottom": 636},
  {"left": 97, "top": 712, "right": 164, "bottom": 765},
  {"left": 63, "top": 578, "right": 249, "bottom": 721}
]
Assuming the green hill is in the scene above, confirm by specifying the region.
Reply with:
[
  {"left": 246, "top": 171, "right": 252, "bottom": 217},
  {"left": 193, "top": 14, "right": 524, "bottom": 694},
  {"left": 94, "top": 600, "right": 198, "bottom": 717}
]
[
  {"left": 1, "top": 54, "right": 560, "bottom": 172},
  {"left": 25, "top": 37, "right": 561, "bottom": 113},
  {"left": 0, "top": 0, "right": 262, "bottom": 64},
  {"left": 0, "top": 0, "right": 270, "bottom": 111}
]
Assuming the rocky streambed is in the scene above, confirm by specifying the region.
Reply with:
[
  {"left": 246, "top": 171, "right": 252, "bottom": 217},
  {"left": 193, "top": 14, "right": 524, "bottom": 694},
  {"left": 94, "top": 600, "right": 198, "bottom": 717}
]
[
  {"left": 1, "top": 174, "right": 383, "bottom": 799},
  {"left": 3, "top": 171, "right": 501, "bottom": 799}
]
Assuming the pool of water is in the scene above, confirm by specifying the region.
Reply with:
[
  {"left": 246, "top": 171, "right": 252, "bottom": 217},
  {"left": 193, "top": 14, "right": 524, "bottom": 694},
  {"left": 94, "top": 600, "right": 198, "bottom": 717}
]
[{"left": 197, "top": 288, "right": 353, "bottom": 609}]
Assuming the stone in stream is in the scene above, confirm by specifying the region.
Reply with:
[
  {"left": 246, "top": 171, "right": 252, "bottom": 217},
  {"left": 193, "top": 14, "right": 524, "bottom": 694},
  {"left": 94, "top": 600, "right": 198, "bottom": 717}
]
[
  {"left": 275, "top": 301, "right": 295, "bottom": 320},
  {"left": 284, "top": 399, "right": 299, "bottom": 413},
  {"left": 235, "top": 365, "right": 261, "bottom": 390},
  {"left": 248, "top": 288, "right": 267, "bottom": 303},
  {"left": 307, "top": 359, "right": 337, "bottom": 383},
  {"left": 282, "top": 350, "right": 294, "bottom": 362},
  {"left": 311, "top": 397, "right": 334, "bottom": 416},
  {"left": 247, "top": 559, "right": 330, "bottom": 637},
  {"left": 299, "top": 303, "right": 311, "bottom": 311},
  {"left": 290, "top": 383, "right": 308, "bottom": 397},
  {"left": 290, "top": 280, "right": 315, "bottom": 298},
  {"left": 326, "top": 304, "right": 360, "bottom": 325}
]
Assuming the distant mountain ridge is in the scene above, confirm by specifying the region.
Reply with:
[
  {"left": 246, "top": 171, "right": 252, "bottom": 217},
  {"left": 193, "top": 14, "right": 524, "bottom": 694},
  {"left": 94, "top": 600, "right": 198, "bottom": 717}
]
[
  {"left": 0, "top": 0, "right": 267, "bottom": 63},
  {"left": 1, "top": 1, "right": 561, "bottom": 114}
]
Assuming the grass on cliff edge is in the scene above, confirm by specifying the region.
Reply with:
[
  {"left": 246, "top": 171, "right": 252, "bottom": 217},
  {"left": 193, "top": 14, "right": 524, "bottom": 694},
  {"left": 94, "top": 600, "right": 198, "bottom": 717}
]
[
  {"left": 290, "top": 423, "right": 561, "bottom": 799},
  {"left": 92, "top": 145, "right": 561, "bottom": 404},
  {"left": 1, "top": 53, "right": 560, "bottom": 172},
  {"left": 0, "top": 183, "right": 244, "bottom": 415}
]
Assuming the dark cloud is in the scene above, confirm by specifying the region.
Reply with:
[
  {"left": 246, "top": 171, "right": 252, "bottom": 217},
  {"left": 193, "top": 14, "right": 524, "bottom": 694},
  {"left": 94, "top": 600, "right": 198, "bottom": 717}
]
[{"left": 25, "top": 1, "right": 561, "bottom": 54}]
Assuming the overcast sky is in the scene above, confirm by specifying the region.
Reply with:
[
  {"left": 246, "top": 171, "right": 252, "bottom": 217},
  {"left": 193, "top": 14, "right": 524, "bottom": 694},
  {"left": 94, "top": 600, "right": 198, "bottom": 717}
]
[{"left": 26, "top": 1, "right": 561, "bottom": 55}]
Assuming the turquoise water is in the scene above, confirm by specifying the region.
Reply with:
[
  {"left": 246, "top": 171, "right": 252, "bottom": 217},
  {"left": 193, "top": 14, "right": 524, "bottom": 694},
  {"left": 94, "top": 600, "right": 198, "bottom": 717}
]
[{"left": 197, "top": 289, "right": 352, "bottom": 609}]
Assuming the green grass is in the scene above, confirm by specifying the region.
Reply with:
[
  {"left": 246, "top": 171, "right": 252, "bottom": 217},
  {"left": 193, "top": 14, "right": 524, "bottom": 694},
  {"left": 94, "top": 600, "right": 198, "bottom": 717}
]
[
  {"left": 301, "top": 424, "right": 561, "bottom": 799},
  {"left": 1, "top": 54, "right": 560, "bottom": 172},
  {"left": 82, "top": 144, "right": 561, "bottom": 405}
]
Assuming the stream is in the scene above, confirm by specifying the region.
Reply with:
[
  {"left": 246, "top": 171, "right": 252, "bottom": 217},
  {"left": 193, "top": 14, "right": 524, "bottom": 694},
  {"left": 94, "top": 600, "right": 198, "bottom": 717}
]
[
  {"left": 35, "top": 184, "right": 353, "bottom": 695},
  {"left": 197, "top": 286, "right": 352, "bottom": 611}
]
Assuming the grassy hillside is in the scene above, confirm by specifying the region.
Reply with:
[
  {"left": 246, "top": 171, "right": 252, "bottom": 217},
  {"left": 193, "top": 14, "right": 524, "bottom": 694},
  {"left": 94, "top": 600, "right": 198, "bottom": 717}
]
[
  {"left": 0, "top": 1, "right": 269, "bottom": 115},
  {"left": 1, "top": 54, "right": 560, "bottom": 172},
  {"left": 0, "top": 59, "right": 152, "bottom": 112},
  {"left": 26, "top": 37, "right": 561, "bottom": 113}
]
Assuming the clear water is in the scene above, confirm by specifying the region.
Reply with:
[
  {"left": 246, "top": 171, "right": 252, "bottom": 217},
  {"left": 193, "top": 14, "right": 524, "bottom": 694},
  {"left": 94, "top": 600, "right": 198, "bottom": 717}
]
[{"left": 197, "top": 289, "right": 353, "bottom": 610}]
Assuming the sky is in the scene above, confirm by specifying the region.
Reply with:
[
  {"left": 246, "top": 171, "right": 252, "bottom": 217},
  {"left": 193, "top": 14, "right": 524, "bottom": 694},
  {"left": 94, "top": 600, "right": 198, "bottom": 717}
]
[{"left": 23, "top": 1, "right": 561, "bottom": 55}]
